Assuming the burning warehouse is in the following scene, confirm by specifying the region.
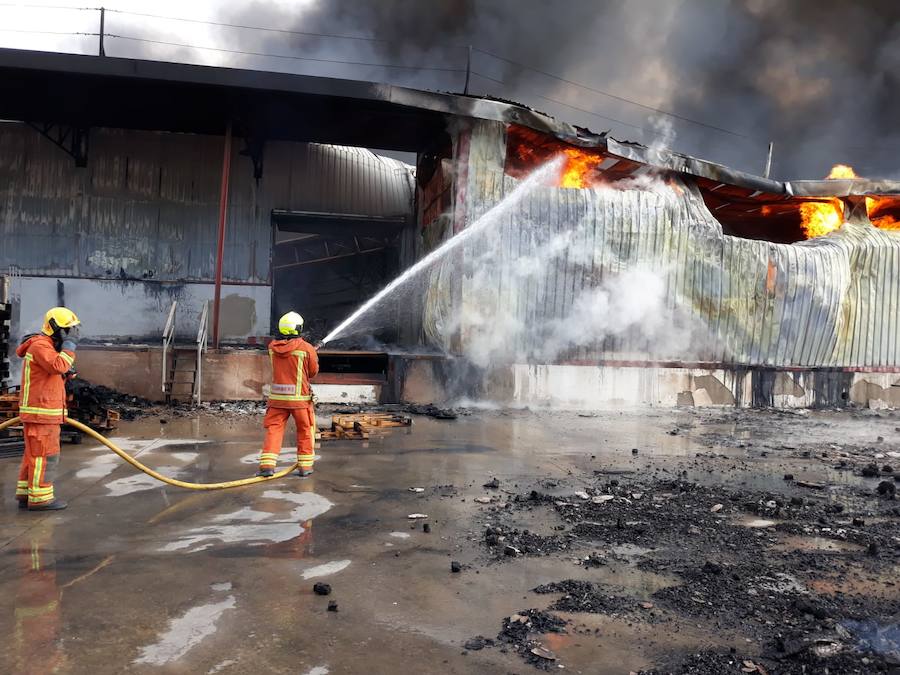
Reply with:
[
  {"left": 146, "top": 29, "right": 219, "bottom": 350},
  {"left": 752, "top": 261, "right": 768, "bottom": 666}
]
[
  {"left": 1, "top": 47, "right": 899, "bottom": 409},
  {"left": 3, "top": 4, "right": 900, "bottom": 673},
  {"left": 417, "top": 121, "right": 900, "bottom": 409}
]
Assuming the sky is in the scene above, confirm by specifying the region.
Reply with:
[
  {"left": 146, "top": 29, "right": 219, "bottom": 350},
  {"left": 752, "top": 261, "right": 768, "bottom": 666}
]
[{"left": 1, "top": 0, "right": 898, "bottom": 179}]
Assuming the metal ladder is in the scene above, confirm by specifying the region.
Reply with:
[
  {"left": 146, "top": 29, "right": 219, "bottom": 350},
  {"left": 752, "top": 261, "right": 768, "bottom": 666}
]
[{"left": 162, "top": 301, "right": 209, "bottom": 405}]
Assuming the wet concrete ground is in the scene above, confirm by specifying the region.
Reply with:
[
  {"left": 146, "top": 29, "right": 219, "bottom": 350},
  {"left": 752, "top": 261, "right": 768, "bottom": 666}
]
[{"left": 1, "top": 406, "right": 898, "bottom": 673}]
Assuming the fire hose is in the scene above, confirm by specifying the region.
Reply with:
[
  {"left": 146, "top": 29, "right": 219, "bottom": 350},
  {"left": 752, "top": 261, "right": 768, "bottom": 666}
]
[{"left": 0, "top": 416, "right": 299, "bottom": 490}]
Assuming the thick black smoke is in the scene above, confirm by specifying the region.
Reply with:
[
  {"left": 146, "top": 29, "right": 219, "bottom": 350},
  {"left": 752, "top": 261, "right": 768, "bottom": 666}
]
[{"left": 226, "top": 0, "right": 900, "bottom": 179}]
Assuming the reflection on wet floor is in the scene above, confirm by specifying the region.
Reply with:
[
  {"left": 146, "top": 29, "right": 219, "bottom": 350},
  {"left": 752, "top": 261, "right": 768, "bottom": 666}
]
[{"left": 0, "top": 408, "right": 898, "bottom": 673}]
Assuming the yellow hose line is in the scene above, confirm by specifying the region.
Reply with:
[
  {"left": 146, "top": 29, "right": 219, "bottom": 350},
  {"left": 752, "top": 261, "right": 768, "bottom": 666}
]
[{"left": 0, "top": 416, "right": 299, "bottom": 490}]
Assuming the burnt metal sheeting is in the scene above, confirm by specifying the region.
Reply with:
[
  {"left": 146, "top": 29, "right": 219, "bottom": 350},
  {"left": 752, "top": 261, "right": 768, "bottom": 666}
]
[
  {"left": 427, "top": 163, "right": 900, "bottom": 369},
  {"left": 0, "top": 123, "right": 414, "bottom": 281}
]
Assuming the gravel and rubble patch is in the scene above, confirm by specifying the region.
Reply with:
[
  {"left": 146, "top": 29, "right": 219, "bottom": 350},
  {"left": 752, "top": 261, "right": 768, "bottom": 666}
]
[{"left": 473, "top": 458, "right": 899, "bottom": 671}]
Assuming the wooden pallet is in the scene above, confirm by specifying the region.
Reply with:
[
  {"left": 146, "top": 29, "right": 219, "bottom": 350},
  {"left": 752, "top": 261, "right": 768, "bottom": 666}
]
[
  {"left": 318, "top": 412, "right": 412, "bottom": 442},
  {"left": 0, "top": 393, "right": 117, "bottom": 433}
]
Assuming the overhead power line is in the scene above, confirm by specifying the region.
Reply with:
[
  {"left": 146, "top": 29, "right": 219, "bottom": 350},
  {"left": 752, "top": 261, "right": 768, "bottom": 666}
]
[
  {"left": 0, "top": 2, "right": 93, "bottom": 9},
  {"left": 106, "top": 34, "right": 498, "bottom": 78},
  {"left": 0, "top": 27, "right": 96, "bottom": 37},
  {"left": 106, "top": 8, "right": 403, "bottom": 45}
]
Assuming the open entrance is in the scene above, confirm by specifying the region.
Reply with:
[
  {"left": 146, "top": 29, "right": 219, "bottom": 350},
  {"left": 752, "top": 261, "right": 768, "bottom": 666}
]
[{"left": 270, "top": 210, "right": 408, "bottom": 344}]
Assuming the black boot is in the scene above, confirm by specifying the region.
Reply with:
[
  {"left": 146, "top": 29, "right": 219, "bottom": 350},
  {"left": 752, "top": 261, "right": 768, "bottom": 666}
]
[
  {"left": 28, "top": 499, "right": 67, "bottom": 511},
  {"left": 256, "top": 469, "right": 275, "bottom": 478}
]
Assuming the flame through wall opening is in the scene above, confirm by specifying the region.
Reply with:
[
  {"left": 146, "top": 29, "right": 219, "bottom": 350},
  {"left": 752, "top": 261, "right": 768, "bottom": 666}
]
[{"left": 503, "top": 125, "right": 900, "bottom": 243}]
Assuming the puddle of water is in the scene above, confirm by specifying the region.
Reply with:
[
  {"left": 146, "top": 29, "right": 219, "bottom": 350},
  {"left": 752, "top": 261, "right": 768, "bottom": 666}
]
[
  {"left": 76, "top": 439, "right": 211, "bottom": 480},
  {"left": 611, "top": 543, "right": 652, "bottom": 558},
  {"left": 529, "top": 613, "right": 724, "bottom": 674},
  {"left": 303, "top": 667, "right": 330, "bottom": 675},
  {"left": 389, "top": 532, "right": 411, "bottom": 539},
  {"left": 738, "top": 516, "right": 779, "bottom": 529},
  {"left": 810, "top": 574, "right": 900, "bottom": 599},
  {"left": 773, "top": 535, "right": 864, "bottom": 553},
  {"left": 211, "top": 582, "right": 233, "bottom": 592},
  {"left": 105, "top": 466, "right": 184, "bottom": 496},
  {"left": 301, "top": 560, "right": 351, "bottom": 579},
  {"left": 134, "top": 595, "right": 236, "bottom": 665}
]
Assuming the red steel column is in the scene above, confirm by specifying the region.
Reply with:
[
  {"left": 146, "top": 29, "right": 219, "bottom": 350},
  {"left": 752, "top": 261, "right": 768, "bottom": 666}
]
[{"left": 212, "top": 121, "right": 232, "bottom": 349}]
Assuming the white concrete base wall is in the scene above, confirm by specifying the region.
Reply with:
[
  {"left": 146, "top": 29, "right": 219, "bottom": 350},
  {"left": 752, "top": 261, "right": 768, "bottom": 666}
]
[
  {"left": 504, "top": 364, "right": 900, "bottom": 410},
  {"left": 314, "top": 384, "right": 380, "bottom": 405}
]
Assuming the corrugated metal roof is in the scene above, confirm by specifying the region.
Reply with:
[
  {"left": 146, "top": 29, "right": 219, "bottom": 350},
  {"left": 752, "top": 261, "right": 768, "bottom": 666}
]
[{"left": 0, "top": 123, "right": 414, "bottom": 283}]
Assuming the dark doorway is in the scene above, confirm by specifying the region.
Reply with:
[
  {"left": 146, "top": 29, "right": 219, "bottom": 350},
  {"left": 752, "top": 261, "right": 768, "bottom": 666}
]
[{"left": 270, "top": 211, "right": 406, "bottom": 344}]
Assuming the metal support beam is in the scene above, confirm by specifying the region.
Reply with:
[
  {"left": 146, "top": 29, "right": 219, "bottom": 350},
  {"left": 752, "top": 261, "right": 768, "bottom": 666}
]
[
  {"left": 98, "top": 7, "right": 106, "bottom": 56},
  {"left": 212, "top": 122, "right": 232, "bottom": 349},
  {"left": 764, "top": 142, "right": 774, "bottom": 179},
  {"left": 27, "top": 122, "right": 89, "bottom": 167}
]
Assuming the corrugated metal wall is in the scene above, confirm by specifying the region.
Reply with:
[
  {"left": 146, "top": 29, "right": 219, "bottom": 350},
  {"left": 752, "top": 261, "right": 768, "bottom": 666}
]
[
  {"left": 425, "top": 122, "right": 900, "bottom": 369},
  {"left": 0, "top": 123, "right": 414, "bottom": 283}
]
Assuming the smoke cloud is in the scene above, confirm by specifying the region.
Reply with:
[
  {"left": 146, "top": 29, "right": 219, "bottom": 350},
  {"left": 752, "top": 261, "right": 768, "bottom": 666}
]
[
  {"left": 224, "top": 0, "right": 900, "bottom": 179},
  {"left": 437, "top": 175, "right": 707, "bottom": 368}
]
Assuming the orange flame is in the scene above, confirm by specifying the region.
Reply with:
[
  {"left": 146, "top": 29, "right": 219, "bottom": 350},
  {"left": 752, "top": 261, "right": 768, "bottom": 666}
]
[
  {"left": 799, "top": 199, "right": 845, "bottom": 238},
  {"left": 560, "top": 147, "right": 603, "bottom": 188},
  {"left": 866, "top": 196, "right": 900, "bottom": 230},
  {"left": 826, "top": 164, "right": 858, "bottom": 179}
]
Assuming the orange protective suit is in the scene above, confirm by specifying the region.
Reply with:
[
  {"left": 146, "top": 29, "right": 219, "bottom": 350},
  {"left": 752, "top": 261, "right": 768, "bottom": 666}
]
[
  {"left": 15, "top": 335, "right": 75, "bottom": 507},
  {"left": 258, "top": 337, "right": 319, "bottom": 473}
]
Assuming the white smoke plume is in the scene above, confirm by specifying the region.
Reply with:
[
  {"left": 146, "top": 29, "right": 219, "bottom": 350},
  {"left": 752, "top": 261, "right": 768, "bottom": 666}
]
[{"left": 442, "top": 170, "right": 706, "bottom": 368}]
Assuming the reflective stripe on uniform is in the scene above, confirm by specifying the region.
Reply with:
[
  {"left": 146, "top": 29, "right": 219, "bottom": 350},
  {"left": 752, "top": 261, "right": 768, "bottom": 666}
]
[
  {"left": 60, "top": 351, "right": 75, "bottom": 366},
  {"left": 31, "top": 457, "right": 43, "bottom": 493},
  {"left": 19, "top": 406, "right": 66, "bottom": 416},
  {"left": 259, "top": 452, "right": 279, "bottom": 467},
  {"left": 28, "top": 457, "right": 54, "bottom": 504},
  {"left": 21, "top": 354, "right": 32, "bottom": 408}
]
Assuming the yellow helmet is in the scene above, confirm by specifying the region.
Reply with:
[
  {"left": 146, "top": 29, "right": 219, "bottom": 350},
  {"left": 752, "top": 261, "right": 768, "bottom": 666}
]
[
  {"left": 42, "top": 307, "right": 81, "bottom": 336},
  {"left": 277, "top": 311, "right": 304, "bottom": 336}
]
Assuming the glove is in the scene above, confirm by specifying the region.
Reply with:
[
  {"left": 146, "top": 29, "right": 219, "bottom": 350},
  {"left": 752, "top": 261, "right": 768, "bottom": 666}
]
[{"left": 61, "top": 339, "right": 78, "bottom": 352}]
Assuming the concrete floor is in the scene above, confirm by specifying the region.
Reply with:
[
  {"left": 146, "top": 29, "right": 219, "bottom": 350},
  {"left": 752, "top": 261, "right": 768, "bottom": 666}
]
[{"left": 1, "top": 407, "right": 898, "bottom": 674}]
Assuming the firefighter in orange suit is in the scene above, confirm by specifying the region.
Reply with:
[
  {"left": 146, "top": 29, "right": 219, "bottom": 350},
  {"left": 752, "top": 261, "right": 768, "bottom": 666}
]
[
  {"left": 15, "top": 307, "right": 80, "bottom": 511},
  {"left": 257, "top": 311, "right": 319, "bottom": 478}
]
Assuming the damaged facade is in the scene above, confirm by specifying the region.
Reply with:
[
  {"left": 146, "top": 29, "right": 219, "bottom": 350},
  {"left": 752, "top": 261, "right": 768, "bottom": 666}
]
[{"left": 419, "top": 120, "right": 900, "bottom": 409}]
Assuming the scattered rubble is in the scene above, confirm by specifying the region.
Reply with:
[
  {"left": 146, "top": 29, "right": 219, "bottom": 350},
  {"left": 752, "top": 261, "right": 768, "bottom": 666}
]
[
  {"left": 470, "top": 420, "right": 900, "bottom": 671},
  {"left": 492, "top": 609, "right": 568, "bottom": 670},
  {"left": 67, "top": 378, "right": 151, "bottom": 422},
  {"left": 313, "top": 583, "right": 332, "bottom": 596},
  {"left": 402, "top": 403, "right": 459, "bottom": 419}
]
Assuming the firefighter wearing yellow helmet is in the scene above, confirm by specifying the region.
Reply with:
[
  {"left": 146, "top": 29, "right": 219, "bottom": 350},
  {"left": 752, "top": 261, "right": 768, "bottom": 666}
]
[
  {"left": 14, "top": 307, "right": 81, "bottom": 511},
  {"left": 256, "top": 311, "right": 319, "bottom": 478}
]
